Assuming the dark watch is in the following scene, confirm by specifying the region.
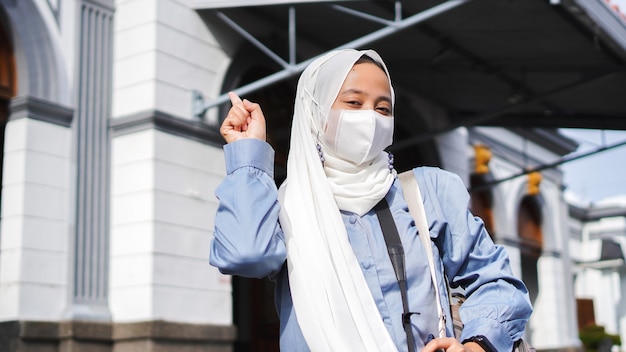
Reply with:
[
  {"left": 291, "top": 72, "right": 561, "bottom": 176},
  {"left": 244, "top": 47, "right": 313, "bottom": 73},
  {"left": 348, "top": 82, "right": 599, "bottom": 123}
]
[{"left": 462, "top": 335, "right": 496, "bottom": 352}]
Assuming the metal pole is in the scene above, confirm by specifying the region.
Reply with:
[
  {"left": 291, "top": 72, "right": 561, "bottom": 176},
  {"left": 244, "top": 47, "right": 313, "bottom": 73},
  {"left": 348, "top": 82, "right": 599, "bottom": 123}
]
[
  {"left": 289, "top": 6, "right": 296, "bottom": 65},
  {"left": 195, "top": 0, "right": 470, "bottom": 118},
  {"left": 216, "top": 11, "right": 290, "bottom": 69},
  {"left": 334, "top": 0, "right": 468, "bottom": 51},
  {"left": 330, "top": 4, "right": 395, "bottom": 26}
]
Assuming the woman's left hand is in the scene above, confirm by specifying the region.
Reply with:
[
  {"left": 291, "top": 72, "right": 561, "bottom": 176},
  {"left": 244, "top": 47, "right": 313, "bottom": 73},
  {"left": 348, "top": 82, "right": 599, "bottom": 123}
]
[{"left": 422, "top": 337, "right": 486, "bottom": 352}]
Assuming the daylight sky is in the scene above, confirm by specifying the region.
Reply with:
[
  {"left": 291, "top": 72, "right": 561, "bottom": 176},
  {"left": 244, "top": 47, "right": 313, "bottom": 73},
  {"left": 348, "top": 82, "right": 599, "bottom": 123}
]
[
  {"left": 559, "top": 129, "right": 626, "bottom": 204},
  {"left": 610, "top": 0, "right": 626, "bottom": 12}
]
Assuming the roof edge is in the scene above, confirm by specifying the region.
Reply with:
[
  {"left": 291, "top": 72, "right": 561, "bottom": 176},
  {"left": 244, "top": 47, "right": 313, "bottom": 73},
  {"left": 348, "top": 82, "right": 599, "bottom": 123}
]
[
  {"left": 192, "top": 0, "right": 360, "bottom": 10},
  {"left": 512, "top": 128, "right": 579, "bottom": 156},
  {"left": 563, "top": 0, "right": 626, "bottom": 60}
]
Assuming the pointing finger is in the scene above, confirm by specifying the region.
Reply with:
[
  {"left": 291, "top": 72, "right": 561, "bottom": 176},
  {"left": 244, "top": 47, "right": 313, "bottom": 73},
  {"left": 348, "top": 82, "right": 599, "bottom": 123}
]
[{"left": 228, "top": 92, "right": 243, "bottom": 106}]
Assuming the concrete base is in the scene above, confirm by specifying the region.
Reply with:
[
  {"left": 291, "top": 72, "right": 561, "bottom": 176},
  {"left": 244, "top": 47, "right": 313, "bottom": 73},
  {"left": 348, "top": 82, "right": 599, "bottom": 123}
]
[{"left": 0, "top": 320, "right": 236, "bottom": 352}]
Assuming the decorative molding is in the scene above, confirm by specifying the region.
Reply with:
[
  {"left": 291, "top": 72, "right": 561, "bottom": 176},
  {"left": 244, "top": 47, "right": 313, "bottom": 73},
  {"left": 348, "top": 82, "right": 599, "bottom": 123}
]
[
  {"left": 510, "top": 127, "right": 578, "bottom": 156},
  {"left": 541, "top": 250, "right": 562, "bottom": 259},
  {"left": 9, "top": 95, "right": 73, "bottom": 127},
  {"left": 569, "top": 203, "right": 626, "bottom": 221},
  {"left": 496, "top": 236, "right": 524, "bottom": 248},
  {"left": 110, "top": 110, "right": 224, "bottom": 147},
  {"left": 112, "top": 320, "right": 236, "bottom": 341},
  {"left": 83, "top": 0, "right": 115, "bottom": 12},
  {"left": 589, "top": 229, "right": 626, "bottom": 240},
  {"left": 575, "top": 258, "right": 625, "bottom": 270},
  {"left": 0, "top": 320, "right": 236, "bottom": 351}
]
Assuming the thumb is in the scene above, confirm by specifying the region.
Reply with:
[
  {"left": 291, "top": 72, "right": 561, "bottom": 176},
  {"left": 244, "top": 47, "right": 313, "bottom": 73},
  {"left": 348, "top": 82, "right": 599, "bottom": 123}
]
[
  {"left": 243, "top": 99, "right": 265, "bottom": 122},
  {"left": 242, "top": 98, "right": 266, "bottom": 141}
]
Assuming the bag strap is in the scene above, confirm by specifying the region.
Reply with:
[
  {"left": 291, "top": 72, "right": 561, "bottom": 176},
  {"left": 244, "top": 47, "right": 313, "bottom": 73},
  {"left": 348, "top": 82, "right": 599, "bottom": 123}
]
[
  {"left": 398, "top": 170, "right": 447, "bottom": 339},
  {"left": 374, "top": 198, "right": 417, "bottom": 352},
  {"left": 398, "top": 171, "right": 535, "bottom": 352}
]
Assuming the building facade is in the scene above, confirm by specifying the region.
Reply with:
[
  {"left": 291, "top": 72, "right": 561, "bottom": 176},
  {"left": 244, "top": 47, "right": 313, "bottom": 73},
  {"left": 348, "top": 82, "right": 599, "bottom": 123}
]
[
  {"left": 570, "top": 198, "right": 626, "bottom": 350},
  {"left": 1, "top": 0, "right": 625, "bottom": 351}
]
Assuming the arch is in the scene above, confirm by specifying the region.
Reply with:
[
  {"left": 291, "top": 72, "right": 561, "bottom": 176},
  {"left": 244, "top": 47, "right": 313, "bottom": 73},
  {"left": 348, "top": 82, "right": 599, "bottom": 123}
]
[
  {"left": 0, "top": 0, "right": 70, "bottom": 104},
  {"left": 0, "top": 7, "right": 16, "bottom": 100},
  {"left": 0, "top": 6, "right": 16, "bottom": 215},
  {"left": 517, "top": 194, "right": 543, "bottom": 306},
  {"left": 469, "top": 173, "right": 495, "bottom": 238},
  {"left": 518, "top": 195, "right": 544, "bottom": 251}
]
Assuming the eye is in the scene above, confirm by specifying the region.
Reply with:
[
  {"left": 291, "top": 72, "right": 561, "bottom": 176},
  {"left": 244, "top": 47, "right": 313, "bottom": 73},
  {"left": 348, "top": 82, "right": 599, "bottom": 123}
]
[
  {"left": 376, "top": 106, "right": 392, "bottom": 116},
  {"left": 345, "top": 100, "right": 362, "bottom": 107}
]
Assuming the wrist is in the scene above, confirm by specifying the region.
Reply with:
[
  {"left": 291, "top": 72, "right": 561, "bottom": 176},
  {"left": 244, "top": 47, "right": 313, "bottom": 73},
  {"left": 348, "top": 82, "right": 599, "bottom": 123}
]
[
  {"left": 462, "top": 336, "right": 495, "bottom": 352},
  {"left": 463, "top": 341, "right": 485, "bottom": 352}
]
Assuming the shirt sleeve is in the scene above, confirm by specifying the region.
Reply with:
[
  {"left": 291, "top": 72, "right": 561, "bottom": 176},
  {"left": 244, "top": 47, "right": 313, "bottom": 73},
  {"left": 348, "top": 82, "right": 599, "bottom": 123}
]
[
  {"left": 417, "top": 167, "right": 533, "bottom": 352},
  {"left": 209, "top": 139, "right": 287, "bottom": 279}
]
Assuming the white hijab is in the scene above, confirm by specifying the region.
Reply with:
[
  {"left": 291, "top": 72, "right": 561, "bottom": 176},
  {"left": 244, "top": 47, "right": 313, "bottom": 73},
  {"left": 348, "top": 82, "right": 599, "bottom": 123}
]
[{"left": 278, "top": 49, "right": 398, "bottom": 351}]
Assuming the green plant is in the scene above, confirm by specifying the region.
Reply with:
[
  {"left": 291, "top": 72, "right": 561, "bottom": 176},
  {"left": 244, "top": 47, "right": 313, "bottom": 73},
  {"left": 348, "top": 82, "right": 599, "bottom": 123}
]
[{"left": 579, "top": 325, "right": 621, "bottom": 352}]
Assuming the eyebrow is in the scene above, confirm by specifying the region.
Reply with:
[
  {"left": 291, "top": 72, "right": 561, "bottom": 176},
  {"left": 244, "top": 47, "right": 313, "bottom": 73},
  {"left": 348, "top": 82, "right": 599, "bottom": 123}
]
[{"left": 338, "top": 89, "right": 392, "bottom": 105}]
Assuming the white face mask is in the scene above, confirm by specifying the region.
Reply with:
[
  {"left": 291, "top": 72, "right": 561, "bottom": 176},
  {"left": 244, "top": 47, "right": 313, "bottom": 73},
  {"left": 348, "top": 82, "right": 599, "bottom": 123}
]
[{"left": 324, "top": 109, "right": 394, "bottom": 165}]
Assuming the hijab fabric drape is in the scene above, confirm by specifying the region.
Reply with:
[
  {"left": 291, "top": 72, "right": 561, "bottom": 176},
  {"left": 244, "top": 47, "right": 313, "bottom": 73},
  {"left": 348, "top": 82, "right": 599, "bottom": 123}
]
[{"left": 278, "top": 49, "right": 398, "bottom": 351}]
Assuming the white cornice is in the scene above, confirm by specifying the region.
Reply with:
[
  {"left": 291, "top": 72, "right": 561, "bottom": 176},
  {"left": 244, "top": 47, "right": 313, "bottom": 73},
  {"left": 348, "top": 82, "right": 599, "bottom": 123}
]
[{"left": 192, "top": 0, "right": 359, "bottom": 10}]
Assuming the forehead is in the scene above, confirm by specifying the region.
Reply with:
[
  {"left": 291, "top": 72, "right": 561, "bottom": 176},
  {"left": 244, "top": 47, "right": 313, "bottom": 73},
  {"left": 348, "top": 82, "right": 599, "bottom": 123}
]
[{"left": 338, "top": 63, "right": 391, "bottom": 95}]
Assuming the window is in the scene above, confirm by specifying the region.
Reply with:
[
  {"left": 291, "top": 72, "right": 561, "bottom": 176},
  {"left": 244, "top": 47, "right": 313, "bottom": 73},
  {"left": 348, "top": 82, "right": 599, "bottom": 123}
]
[
  {"left": 518, "top": 195, "right": 543, "bottom": 304},
  {"left": 0, "top": 19, "right": 16, "bottom": 216}
]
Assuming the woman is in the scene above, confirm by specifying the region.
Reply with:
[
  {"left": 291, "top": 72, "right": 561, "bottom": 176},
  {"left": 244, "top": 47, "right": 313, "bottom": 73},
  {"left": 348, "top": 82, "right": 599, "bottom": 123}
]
[{"left": 210, "top": 49, "right": 532, "bottom": 352}]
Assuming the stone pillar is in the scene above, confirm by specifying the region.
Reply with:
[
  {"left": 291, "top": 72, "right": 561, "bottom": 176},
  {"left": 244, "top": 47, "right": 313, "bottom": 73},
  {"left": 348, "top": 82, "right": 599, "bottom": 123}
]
[
  {"left": 64, "top": 0, "right": 114, "bottom": 320},
  {"left": 108, "top": 117, "right": 231, "bottom": 324},
  {"left": 0, "top": 96, "right": 73, "bottom": 321}
]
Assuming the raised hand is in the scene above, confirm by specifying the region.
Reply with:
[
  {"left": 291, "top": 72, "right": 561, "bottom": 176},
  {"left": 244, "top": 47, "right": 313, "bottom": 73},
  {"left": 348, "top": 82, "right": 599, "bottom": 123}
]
[{"left": 220, "top": 92, "right": 267, "bottom": 144}]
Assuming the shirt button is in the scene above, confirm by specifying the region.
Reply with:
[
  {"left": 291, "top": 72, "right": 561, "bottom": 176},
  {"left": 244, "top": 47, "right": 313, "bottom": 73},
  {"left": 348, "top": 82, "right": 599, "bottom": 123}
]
[
  {"left": 361, "top": 260, "right": 371, "bottom": 269},
  {"left": 383, "top": 317, "right": 391, "bottom": 325},
  {"left": 349, "top": 215, "right": 357, "bottom": 224}
]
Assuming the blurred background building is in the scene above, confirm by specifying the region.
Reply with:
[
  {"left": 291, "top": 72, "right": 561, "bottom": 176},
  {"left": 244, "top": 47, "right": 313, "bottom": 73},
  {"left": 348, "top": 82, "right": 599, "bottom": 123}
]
[{"left": 1, "top": 0, "right": 626, "bottom": 351}]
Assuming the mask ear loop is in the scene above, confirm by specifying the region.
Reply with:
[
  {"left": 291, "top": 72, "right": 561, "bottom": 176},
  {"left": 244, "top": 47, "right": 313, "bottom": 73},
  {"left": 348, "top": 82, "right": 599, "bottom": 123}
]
[
  {"left": 304, "top": 86, "right": 327, "bottom": 167},
  {"left": 316, "top": 132, "right": 325, "bottom": 166},
  {"left": 303, "top": 86, "right": 324, "bottom": 113}
]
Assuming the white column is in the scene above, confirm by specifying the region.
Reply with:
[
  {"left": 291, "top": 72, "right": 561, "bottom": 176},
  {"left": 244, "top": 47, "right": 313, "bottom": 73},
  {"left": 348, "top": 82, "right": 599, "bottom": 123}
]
[
  {"left": 436, "top": 127, "right": 470, "bottom": 185},
  {"left": 109, "top": 129, "right": 231, "bottom": 324},
  {"left": 529, "top": 255, "right": 581, "bottom": 349},
  {"left": 0, "top": 114, "right": 72, "bottom": 321}
]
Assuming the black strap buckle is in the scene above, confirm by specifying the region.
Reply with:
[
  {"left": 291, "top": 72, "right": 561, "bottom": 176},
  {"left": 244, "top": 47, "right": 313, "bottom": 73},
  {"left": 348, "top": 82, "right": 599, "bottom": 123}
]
[{"left": 402, "top": 311, "right": 420, "bottom": 325}]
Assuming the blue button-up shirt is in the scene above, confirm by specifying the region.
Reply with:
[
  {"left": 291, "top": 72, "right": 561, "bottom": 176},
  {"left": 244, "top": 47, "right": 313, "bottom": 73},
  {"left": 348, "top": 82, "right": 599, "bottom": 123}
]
[{"left": 210, "top": 139, "right": 532, "bottom": 352}]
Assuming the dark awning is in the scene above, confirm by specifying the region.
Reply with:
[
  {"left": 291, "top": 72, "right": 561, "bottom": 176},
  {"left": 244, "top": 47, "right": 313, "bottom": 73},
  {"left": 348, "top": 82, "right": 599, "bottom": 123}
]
[{"left": 194, "top": 0, "right": 626, "bottom": 133}]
